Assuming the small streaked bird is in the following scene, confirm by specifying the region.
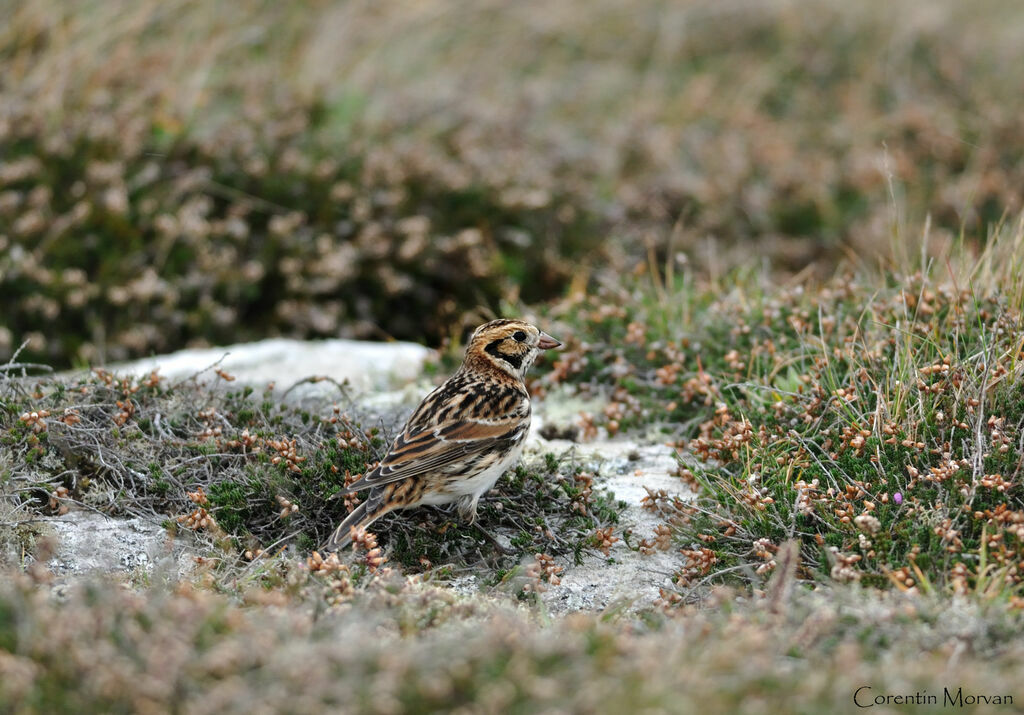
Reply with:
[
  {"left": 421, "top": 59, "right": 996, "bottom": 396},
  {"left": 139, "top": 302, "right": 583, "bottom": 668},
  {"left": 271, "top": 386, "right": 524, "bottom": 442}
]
[{"left": 325, "top": 319, "right": 562, "bottom": 550}]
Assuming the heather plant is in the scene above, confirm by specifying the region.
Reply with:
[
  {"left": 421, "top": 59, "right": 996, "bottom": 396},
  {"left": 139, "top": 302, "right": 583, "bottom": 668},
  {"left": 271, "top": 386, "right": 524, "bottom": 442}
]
[
  {"left": 0, "top": 100, "right": 596, "bottom": 367},
  {"left": 539, "top": 219, "right": 1024, "bottom": 598},
  {"left": 0, "top": 362, "right": 623, "bottom": 577},
  {"left": 1, "top": 565, "right": 1022, "bottom": 713}
]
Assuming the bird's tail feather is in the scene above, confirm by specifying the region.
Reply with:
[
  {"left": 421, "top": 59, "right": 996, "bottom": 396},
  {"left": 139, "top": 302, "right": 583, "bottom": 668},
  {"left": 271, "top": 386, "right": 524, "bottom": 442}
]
[{"left": 325, "top": 495, "right": 388, "bottom": 551}]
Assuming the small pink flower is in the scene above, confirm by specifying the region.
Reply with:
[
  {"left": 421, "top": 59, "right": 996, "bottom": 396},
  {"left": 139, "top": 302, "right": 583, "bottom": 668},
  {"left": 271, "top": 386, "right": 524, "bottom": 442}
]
[{"left": 893, "top": 492, "right": 903, "bottom": 505}]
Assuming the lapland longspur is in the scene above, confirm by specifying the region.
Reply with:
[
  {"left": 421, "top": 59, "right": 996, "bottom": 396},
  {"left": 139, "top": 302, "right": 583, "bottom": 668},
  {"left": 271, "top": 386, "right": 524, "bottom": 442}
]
[{"left": 325, "top": 319, "right": 562, "bottom": 550}]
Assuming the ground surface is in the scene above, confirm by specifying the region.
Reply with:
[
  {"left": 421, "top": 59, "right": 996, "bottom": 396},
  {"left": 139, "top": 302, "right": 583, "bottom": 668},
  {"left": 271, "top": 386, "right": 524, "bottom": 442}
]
[{"left": 39, "top": 339, "right": 691, "bottom": 614}]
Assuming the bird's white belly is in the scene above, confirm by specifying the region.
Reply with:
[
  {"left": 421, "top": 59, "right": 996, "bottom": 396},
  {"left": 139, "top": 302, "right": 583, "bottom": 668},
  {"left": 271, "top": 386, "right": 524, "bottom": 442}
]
[{"left": 419, "top": 440, "right": 526, "bottom": 505}]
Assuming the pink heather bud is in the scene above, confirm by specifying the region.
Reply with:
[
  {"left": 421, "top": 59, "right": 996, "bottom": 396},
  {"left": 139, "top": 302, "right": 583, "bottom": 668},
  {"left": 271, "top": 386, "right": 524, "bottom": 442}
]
[{"left": 893, "top": 492, "right": 903, "bottom": 505}]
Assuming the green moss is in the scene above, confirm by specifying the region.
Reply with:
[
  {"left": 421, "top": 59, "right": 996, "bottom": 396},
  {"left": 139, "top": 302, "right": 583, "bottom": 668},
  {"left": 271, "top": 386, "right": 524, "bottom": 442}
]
[{"left": 206, "top": 480, "right": 252, "bottom": 535}]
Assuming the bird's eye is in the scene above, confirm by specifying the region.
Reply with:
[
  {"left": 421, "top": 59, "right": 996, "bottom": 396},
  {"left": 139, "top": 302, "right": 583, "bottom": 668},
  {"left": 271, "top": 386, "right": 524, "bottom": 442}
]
[{"left": 512, "top": 330, "right": 527, "bottom": 342}]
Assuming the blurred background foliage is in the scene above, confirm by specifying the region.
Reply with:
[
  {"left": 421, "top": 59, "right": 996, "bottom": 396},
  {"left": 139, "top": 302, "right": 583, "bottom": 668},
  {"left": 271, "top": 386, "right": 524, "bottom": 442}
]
[{"left": 2, "top": 0, "right": 1023, "bottom": 366}]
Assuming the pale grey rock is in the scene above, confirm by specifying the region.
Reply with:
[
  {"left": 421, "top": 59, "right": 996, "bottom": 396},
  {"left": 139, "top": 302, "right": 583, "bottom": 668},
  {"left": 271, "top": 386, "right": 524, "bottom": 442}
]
[
  {"left": 46, "top": 509, "right": 184, "bottom": 576},
  {"left": 525, "top": 424, "right": 693, "bottom": 615},
  {"left": 95, "top": 337, "right": 434, "bottom": 396}
]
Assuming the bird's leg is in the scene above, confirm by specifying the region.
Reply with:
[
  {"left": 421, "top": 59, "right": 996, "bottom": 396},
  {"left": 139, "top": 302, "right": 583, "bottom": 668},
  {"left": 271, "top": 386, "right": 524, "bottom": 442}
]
[
  {"left": 472, "top": 523, "right": 512, "bottom": 555},
  {"left": 458, "top": 494, "right": 510, "bottom": 554}
]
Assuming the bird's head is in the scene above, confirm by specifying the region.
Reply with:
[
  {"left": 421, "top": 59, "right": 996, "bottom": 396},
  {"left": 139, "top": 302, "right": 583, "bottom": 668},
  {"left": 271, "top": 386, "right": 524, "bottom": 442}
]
[{"left": 465, "top": 319, "right": 562, "bottom": 380}]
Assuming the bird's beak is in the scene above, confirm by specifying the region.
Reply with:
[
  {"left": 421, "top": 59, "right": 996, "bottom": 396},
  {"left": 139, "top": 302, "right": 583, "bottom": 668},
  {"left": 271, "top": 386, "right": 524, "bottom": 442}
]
[{"left": 537, "top": 332, "right": 562, "bottom": 350}]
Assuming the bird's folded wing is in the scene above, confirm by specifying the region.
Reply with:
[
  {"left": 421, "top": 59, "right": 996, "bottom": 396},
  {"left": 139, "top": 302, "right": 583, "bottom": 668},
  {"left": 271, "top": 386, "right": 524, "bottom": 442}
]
[{"left": 343, "top": 416, "right": 524, "bottom": 492}]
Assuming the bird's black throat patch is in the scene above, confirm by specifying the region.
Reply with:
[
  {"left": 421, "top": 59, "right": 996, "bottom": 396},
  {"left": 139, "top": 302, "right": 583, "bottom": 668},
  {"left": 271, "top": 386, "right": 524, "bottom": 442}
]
[{"left": 485, "top": 338, "right": 523, "bottom": 370}]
